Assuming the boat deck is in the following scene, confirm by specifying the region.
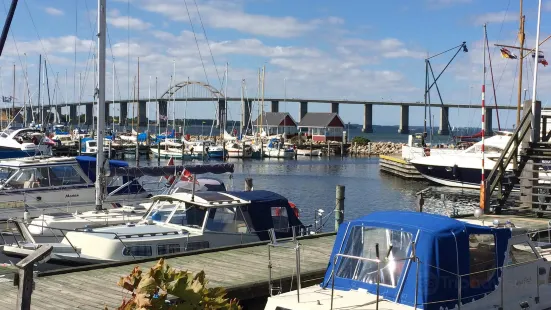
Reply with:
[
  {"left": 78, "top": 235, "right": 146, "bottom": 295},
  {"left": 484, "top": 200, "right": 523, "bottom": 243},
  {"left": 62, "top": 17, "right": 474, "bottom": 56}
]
[{"left": 0, "top": 233, "right": 335, "bottom": 309}]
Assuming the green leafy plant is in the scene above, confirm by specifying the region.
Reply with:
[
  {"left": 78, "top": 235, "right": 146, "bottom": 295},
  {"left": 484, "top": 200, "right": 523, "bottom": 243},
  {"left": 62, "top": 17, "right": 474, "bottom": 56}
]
[
  {"left": 110, "top": 258, "right": 242, "bottom": 310},
  {"left": 351, "top": 136, "right": 370, "bottom": 145}
]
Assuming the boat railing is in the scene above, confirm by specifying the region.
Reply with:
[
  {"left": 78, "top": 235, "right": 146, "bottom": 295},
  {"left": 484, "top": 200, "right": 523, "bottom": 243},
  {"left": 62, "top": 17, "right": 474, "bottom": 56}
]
[
  {"left": 267, "top": 227, "right": 302, "bottom": 301},
  {"left": 1, "top": 220, "right": 136, "bottom": 260}
]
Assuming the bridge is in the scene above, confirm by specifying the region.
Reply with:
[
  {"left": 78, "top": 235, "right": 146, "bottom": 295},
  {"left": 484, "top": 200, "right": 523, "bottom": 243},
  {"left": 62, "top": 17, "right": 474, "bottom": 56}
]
[{"left": 7, "top": 80, "right": 517, "bottom": 135}]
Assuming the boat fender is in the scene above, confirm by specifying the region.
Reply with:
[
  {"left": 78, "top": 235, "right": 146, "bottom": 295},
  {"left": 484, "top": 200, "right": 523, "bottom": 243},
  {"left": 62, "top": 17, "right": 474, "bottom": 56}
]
[{"left": 289, "top": 201, "right": 299, "bottom": 218}]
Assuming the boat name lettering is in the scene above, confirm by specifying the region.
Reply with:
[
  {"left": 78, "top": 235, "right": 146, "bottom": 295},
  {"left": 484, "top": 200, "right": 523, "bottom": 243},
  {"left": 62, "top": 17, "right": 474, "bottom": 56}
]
[
  {"left": 65, "top": 194, "right": 79, "bottom": 198},
  {"left": 515, "top": 277, "right": 532, "bottom": 286}
]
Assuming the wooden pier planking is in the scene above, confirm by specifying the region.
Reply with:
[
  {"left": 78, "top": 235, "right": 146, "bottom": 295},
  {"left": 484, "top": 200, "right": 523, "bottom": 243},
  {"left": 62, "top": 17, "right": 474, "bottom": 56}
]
[{"left": 0, "top": 233, "right": 336, "bottom": 309}]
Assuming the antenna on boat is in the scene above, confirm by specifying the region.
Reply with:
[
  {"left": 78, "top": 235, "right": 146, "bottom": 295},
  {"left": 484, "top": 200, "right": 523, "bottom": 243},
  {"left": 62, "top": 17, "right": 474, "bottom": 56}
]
[{"left": 95, "top": 0, "right": 107, "bottom": 212}]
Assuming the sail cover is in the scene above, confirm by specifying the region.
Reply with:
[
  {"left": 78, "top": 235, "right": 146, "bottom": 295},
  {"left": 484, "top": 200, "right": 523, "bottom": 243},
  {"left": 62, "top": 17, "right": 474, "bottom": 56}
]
[{"left": 109, "top": 163, "right": 234, "bottom": 177}]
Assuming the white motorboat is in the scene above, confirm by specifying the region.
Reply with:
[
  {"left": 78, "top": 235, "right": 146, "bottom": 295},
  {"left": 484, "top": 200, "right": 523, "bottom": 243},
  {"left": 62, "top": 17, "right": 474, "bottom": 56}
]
[
  {"left": 0, "top": 127, "right": 53, "bottom": 158},
  {"left": 0, "top": 156, "right": 150, "bottom": 218},
  {"left": 226, "top": 142, "right": 253, "bottom": 158},
  {"left": 410, "top": 134, "right": 512, "bottom": 189},
  {"left": 265, "top": 138, "right": 295, "bottom": 158},
  {"left": 80, "top": 137, "right": 115, "bottom": 156},
  {"left": 185, "top": 140, "right": 225, "bottom": 158},
  {"left": 265, "top": 210, "right": 551, "bottom": 310},
  {"left": 296, "top": 148, "right": 322, "bottom": 156},
  {"left": 3, "top": 189, "right": 305, "bottom": 265}
]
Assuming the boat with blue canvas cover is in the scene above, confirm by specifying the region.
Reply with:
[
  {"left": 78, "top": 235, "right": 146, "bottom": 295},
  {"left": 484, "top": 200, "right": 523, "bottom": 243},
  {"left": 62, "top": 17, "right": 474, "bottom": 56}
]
[{"left": 265, "top": 210, "right": 551, "bottom": 310}]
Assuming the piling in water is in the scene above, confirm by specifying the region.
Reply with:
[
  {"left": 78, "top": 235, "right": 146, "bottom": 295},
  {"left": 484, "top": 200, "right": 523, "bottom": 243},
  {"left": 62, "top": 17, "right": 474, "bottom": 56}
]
[
  {"left": 245, "top": 178, "right": 253, "bottom": 191},
  {"left": 335, "top": 185, "right": 345, "bottom": 231}
]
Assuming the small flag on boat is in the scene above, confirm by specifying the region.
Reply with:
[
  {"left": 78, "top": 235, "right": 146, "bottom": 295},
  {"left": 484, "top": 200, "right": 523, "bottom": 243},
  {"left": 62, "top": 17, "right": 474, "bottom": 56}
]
[
  {"left": 532, "top": 51, "right": 549, "bottom": 66},
  {"left": 181, "top": 168, "right": 193, "bottom": 182},
  {"left": 500, "top": 48, "right": 517, "bottom": 59},
  {"left": 164, "top": 157, "right": 176, "bottom": 184},
  {"left": 111, "top": 203, "right": 122, "bottom": 208}
]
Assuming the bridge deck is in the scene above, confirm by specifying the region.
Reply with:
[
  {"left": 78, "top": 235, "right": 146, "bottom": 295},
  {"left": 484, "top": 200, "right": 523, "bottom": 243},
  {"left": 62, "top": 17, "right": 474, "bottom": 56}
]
[{"left": 0, "top": 233, "right": 336, "bottom": 309}]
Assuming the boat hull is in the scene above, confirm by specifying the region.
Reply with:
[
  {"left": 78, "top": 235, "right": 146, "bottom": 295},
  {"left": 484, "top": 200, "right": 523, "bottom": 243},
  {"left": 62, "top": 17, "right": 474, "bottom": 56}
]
[{"left": 411, "top": 162, "right": 490, "bottom": 189}]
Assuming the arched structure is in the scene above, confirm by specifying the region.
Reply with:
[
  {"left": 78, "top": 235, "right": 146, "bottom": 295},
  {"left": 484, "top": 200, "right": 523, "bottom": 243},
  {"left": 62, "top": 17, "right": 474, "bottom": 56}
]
[{"left": 160, "top": 81, "right": 224, "bottom": 100}]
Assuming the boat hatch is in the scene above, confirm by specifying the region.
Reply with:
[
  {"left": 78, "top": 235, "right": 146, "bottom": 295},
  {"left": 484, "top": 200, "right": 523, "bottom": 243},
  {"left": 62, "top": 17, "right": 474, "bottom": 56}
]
[{"left": 43, "top": 212, "right": 73, "bottom": 219}]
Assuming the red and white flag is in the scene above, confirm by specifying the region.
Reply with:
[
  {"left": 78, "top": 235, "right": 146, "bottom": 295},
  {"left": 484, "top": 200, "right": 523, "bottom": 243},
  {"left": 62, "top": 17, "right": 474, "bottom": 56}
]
[{"left": 164, "top": 157, "right": 176, "bottom": 184}]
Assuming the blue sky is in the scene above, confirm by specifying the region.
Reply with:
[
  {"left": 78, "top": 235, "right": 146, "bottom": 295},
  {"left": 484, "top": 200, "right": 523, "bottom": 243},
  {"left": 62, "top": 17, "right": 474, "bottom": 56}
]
[{"left": 1, "top": 0, "right": 551, "bottom": 129}]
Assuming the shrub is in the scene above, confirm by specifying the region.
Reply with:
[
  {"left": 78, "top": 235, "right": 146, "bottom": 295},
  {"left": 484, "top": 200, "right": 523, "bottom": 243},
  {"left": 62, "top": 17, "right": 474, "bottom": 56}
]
[
  {"left": 351, "top": 136, "right": 370, "bottom": 145},
  {"left": 112, "top": 258, "right": 241, "bottom": 310}
]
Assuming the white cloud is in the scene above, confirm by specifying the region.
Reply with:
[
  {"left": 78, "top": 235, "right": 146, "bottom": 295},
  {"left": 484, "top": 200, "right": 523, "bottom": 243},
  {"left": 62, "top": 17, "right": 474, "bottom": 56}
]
[
  {"left": 3, "top": 36, "right": 94, "bottom": 56},
  {"left": 108, "top": 9, "right": 152, "bottom": 30},
  {"left": 45, "top": 7, "right": 64, "bottom": 16},
  {"left": 341, "top": 38, "right": 425, "bottom": 59},
  {"left": 139, "top": 0, "right": 321, "bottom": 38},
  {"left": 472, "top": 11, "right": 517, "bottom": 25}
]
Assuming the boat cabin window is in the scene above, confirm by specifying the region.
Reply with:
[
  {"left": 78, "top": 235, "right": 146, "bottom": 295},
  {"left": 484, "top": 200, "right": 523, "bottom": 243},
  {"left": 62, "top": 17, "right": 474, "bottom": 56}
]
[
  {"left": 48, "top": 165, "right": 87, "bottom": 186},
  {"left": 167, "top": 203, "right": 208, "bottom": 228},
  {"left": 336, "top": 226, "right": 412, "bottom": 287},
  {"left": 271, "top": 207, "right": 289, "bottom": 230},
  {"left": 469, "top": 234, "right": 496, "bottom": 288},
  {"left": 464, "top": 145, "right": 503, "bottom": 154},
  {"left": 148, "top": 203, "right": 177, "bottom": 222},
  {"left": 157, "top": 244, "right": 181, "bottom": 255},
  {"left": 186, "top": 241, "right": 210, "bottom": 251},
  {"left": 8, "top": 167, "right": 51, "bottom": 188},
  {"left": 122, "top": 245, "right": 152, "bottom": 257},
  {"left": 88, "top": 141, "right": 97, "bottom": 147},
  {"left": 206, "top": 207, "right": 249, "bottom": 233},
  {"left": 507, "top": 242, "right": 538, "bottom": 266},
  {"left": 0, "top": 167, "right": 17, "bottom": 182}
]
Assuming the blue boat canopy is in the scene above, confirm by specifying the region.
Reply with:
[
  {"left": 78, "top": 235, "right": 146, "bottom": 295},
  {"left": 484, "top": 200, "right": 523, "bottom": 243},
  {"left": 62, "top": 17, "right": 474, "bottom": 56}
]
[
  {"left": 76, "top": 156, "right": 128, "bottom": 182},
  {"left": 323, "top": 211, "right": 511, "bottom": 310}
]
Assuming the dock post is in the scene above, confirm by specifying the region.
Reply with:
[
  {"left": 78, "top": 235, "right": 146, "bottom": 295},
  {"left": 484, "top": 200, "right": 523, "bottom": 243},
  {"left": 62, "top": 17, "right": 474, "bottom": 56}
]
[
  {"left": 157, "top": 141, "right": 160, "bottom": 165},
  {"left": 242, "top": 141, "right": 245, "bottom": 160},
  {"left": 108, "top": 140, "right": 111, "bottom": 159},
  {"left": 327, "top": 141, "right": 330, "bottom": 157},
  {"left": 340, "top": 142, "right": 344, "bottom": 157},
  {"left": 16, "top": 244, "right": 52, "bottom": 310},
  {"left": 310, "top": 140, "right": 313, "bottom": 157},
  {"left": 417, "top": 193, "right": 424, "bottom": 213},
  {"left": 135, "top": 142, "right": 139, "bottom": 165},
  {"left": 245, "top": 178, "right": 253, "bottom": 191},
  {"left": 335, "top": 185, "right": 345, "bottom": 231}
]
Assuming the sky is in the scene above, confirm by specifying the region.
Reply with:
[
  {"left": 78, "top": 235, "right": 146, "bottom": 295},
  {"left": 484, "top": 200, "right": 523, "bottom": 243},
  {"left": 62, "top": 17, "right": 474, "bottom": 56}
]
[{"left": 1, "top": 0, "right": 551, "bottom": 129}]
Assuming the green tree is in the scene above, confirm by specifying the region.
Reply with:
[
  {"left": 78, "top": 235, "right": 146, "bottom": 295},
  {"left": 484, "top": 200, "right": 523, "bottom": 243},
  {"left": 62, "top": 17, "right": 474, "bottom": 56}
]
[{"left": 111, "top": 258, "right": 241, "bottom": 310}]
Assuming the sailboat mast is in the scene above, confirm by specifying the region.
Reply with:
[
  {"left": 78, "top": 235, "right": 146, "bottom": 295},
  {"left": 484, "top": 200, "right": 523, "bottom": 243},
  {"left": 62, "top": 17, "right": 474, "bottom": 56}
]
[
  {"left": 78, "top": 72, "right": 81, "bottom": 126},
  {"left": 531, "top": 0, "right": 543, "bottom": 142},
  {"left": 224, "top": 62, "right": 228, "bottom": 136},
  {"left": 23, "top": 53, "right": 26, "bottom": 127},
  {"left": 240, "top": 79, "right": 244, "bottom": 138},
  {"left": 95, "top": 0, "right": 107, "bottom": 211},
  {"left": 172, "top": 60, "right": 175, "bottom": 132},
  {"left": 516, "top": 0, "right": 525, "bottom": 127},
  {"left": 480, "top": 24, "right": 487, "bottom": 211},
  {"left": 37, "top": 55, "right": 41, "bottom": 125},
  {"left": 11, "top": 63, "right": 14, "bottom": 122},
  {"left": 156, "top": 76, "right": 159, "bottom": 137},
  {"left": 137, "top": 57, "right": 140, "bottom": 131},
  {"left": 261, "top": 65, "right": 265, "bottom": 132},
  {"left": 148, "top": 75, "right": 151, "bottom": 134},
  {"left": 112, "top": 59, "right": 115, "bottom": 132}
]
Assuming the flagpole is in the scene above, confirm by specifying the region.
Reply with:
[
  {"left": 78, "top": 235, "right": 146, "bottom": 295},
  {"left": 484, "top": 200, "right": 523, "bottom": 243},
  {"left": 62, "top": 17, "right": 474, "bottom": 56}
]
[
  {"left": 531, "top": 0, "right": 543, "bottom": 143},
  {"left": 480, "top": 23, "right": 487, "bottom": 212}
]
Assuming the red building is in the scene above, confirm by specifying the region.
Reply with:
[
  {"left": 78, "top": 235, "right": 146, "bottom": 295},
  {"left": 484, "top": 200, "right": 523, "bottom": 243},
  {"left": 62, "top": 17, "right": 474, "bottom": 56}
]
[{"left": 298, "top": 113, "right": 345, "bottom": 142}]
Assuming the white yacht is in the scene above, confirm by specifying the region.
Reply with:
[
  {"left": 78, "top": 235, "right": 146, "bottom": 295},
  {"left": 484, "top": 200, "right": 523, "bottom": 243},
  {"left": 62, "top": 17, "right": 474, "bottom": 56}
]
[
  {"left": 0, "top": 127, "right": 53, "bottom": 158},
  {"left": 410, "top": 133, "right": 512, "bottom": 188},
  {"left": 0, "top": 156, "right": 150, "bottom": 219},
  {"left": 265, "top": 210, "right": 551, "bottom": 310},
  {"left": 3, "top": 190, "right": 304, "bottom": 265}
]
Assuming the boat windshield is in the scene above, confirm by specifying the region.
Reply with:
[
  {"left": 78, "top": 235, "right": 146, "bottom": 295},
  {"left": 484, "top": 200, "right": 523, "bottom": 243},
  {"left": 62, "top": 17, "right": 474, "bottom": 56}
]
[
  {"left": 0, "top": 167, "right": 18, "bottom": 185},
  {"left": 147, "top": 202, "right": 208, "bottom": 229},
  {"left": 336, "top": 226, "right": 412, "bottom": 288},
  {"left": 463, "top": 144, "right": 503, "bottom": 154},
  {"left": 3, "top": 165, "right": 87, "bottom": 189}
]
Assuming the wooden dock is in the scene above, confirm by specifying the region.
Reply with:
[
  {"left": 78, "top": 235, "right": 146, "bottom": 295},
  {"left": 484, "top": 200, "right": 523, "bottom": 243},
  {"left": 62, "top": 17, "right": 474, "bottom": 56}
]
[
  {"left": 379, "top": 155, "right": 425, "bottom": 180},
  {"left": 0, "top": 233, "right": 336, "bottom": 309}
]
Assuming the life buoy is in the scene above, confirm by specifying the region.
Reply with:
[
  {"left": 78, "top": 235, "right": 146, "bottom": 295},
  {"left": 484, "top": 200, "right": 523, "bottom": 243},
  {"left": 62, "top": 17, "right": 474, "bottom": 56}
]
[
  {"left": 289, "top": 201, "right": 299, "bottom": 218},
  {"left": 423, "top": 148, "right": 430, "bottom": 156}
]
